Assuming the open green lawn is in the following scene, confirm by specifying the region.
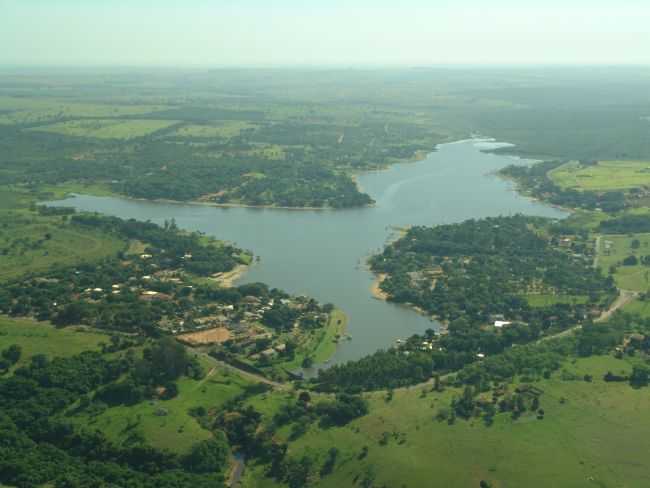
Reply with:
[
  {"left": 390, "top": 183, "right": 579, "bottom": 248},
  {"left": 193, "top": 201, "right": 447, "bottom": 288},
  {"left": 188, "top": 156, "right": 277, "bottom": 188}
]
[
  {"left": 0, "top": 317, "right": 108, "bottom": 369},
  {"left": 29, "top": 118, "right": 179, "bottom": 139},
  {"left": 245, "top": 354, "right": 650, "bottom": 488},
  {"left": 72, "top": 357, "right": 251, "bottom": 454},
  {"left": 596, "top": 233, "right": 650, "bottom": 292},
  {"left": 550, "top": 160, "right": 650, "bottom": 192}
]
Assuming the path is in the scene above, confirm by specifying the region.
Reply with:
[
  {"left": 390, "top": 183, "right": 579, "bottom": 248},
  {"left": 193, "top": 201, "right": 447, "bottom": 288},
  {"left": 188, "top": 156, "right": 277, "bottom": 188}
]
[
  {"left": 593, "top": 235, "right": 602, "bottom": 269},
  {"left": 191, "top": 348, "right": 287, "bottom": 389}
]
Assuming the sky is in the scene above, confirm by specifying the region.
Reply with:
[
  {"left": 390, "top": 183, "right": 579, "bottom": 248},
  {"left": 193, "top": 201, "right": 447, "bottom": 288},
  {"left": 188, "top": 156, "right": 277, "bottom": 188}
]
[{"left": 2, "top": 0, "right": 650, "bottom": 67}]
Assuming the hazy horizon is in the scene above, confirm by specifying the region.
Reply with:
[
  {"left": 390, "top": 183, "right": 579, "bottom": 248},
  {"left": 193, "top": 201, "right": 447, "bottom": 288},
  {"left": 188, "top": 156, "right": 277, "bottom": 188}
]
[{"left": 2, "top": 0, "right": 650, "bottom": 67}]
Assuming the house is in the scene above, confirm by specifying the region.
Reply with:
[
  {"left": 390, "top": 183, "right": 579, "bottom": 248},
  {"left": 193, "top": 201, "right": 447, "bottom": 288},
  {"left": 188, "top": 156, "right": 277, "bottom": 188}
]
[{"left": 494, "top": 321, "right": 511, "bottom": 328}]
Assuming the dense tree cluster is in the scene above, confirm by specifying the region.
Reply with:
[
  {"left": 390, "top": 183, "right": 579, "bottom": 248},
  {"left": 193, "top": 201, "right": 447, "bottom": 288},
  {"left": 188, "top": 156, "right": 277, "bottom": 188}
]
[{"left": 370, "top": 215, "right": 614, "bottom": 326}]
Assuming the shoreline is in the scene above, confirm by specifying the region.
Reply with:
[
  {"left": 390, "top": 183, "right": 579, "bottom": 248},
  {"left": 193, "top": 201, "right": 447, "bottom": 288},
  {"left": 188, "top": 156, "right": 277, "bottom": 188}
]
[
  {"left": 209, "top": 263, "right": 250, "bottom": 288},
  {"left": 370, "top": 273, "right": 389, "bottom": 301}
]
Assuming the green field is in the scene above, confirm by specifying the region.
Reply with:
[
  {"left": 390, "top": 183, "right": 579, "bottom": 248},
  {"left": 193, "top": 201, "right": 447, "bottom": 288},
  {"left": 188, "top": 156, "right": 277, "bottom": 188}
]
[
  {"left": 0, "top": 317, "right": 108, "bottom": 369},
  {"left": 172, "top": 121, "right": 258, "bottom": 139},
  {"left": 244, "top": 354, "right": 650, "bottom": 488},
  {"left": 30, "top": 118, "right": 179, "bottom": 139},
  {"left": 0, "top": 96, "right": 169, "bottom": 125},
  {"left": 71, "top": 356, "right": 251, "bottom": 453},
  {"left": 0, "top": 213, "right": 126, "bottom": 282},
  {"left": 622, "top": 298, "right": 650, "bottom": 318},
  {"left": 525, "top": 293, "right": 589, "bottom": 307},
  {"left": 596, "top": 233, "right": 650, "bottom": 292},
  {"left": 550, "top": 160, "right": 650, "bottom": 192}
]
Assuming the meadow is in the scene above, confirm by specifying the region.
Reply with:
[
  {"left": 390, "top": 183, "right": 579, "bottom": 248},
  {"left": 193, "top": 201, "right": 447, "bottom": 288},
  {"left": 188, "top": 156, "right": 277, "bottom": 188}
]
[
  {"left": 30, "top": 118, "right": 179, "bottom": 139},
  {"left": 172, "top": 121, "right": 259, "bottom": 139},
  {"left": 0, "top": 95, "right": 169, "bottom": 125},
  {"left": 244, "top": 354, "right": 650, "bottom": 488},
  {"left": 550, "top": 160, "right": 650, "bottom": 192},
  {"left": 70, "top": 355, "right": 252, "bottom": 453},
  {"left": 0, "top": 187, "right": 127, "bottom": 282},
  {"left": 0, "top": 316, "right": 108, "bottom": 369},
  {"left": 596, "top": 233, "right": 650, "bottom": 292}
]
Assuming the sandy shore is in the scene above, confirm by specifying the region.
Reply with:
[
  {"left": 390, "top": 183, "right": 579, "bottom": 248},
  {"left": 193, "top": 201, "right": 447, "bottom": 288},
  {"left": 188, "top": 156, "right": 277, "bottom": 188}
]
[
  {"left": 370, "top": 273, "right": 389, "bottom": 301},
  {"left": 210, "top": 264, "right": 249, "bottom": 288}
]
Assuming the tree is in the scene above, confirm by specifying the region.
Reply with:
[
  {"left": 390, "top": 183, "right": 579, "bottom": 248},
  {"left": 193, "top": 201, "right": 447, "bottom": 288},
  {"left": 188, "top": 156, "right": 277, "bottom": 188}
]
[
  {"left": 2, "top": 345, "right": 22, "bottom": 365},
  {"left": 183, "top": 435, "right": 230, "bottom": 474},
  {"left": 630, "top": 365, "right": 649, "bottom": 388}
]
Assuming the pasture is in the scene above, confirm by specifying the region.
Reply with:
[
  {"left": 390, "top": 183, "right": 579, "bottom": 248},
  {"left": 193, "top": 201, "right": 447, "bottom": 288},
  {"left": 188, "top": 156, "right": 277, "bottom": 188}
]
[
  {"left": 29, "top": 118, "right": 179, "bottom": 139},
  {"left": 550, "top": 160, "right": 650, "bottom": 192},
  {"left": 245, "top": 354, "right": 650, "bottom": 488},
  {"left": 0, "top": 188, "right": 126, "bottom": 282},
  {"left": 0, "top": 96, "right": 169, "bottom": 125},
  {"left": 172, "top": 121, "right": 258, "bottom": 139},
  {"left": 0, "top": 317, "right": 108, "bottom": 369},
  {"left": 596, "top": 233, "right": 650, "bottom": 292},
  {"left": 72, "top": 357, "right": 251, "bottom": 453}
]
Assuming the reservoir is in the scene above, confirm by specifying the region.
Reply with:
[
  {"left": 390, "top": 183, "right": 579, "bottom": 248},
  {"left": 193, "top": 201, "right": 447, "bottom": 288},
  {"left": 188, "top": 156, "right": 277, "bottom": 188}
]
[{"left": 49, "top": 139, "right": 566, "bottom": 365}]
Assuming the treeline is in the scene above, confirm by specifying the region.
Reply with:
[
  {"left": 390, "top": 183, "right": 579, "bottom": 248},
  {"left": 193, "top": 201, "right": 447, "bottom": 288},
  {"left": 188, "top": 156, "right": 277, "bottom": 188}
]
[{"left": 599, "top": 214, "right": 650, "bottom": 234}]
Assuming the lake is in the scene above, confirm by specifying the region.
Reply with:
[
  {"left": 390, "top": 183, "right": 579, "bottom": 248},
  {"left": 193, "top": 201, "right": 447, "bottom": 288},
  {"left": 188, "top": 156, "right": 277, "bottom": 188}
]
[{"left": 49, "top": 139, "right": 567, "bottom": 366}]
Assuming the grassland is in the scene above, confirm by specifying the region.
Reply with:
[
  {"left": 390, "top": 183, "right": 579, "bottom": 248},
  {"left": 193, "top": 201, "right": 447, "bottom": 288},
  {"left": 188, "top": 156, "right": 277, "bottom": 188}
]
[
  {"left": 550, "top": 160, "right": 650, "bottom": 192},
  {"left": 244, "top": 354, "right": 650, "bottom": 488},
  {"left": 30, "top": 118, "right": 179, "bottom": 139},
  {"left": 172, "top": 121, "right": 258, "bottom": 139},
  {"left": 0, "top": 316, "right": 108, "bottom": 369},
  {"left": 0, "top": 96, "right": 169, "bottom": 125},
  {"left": 525, "top": 293, "right": 589, "bottom": 307},
  {"left": 70, "top": 356, "right": 251, "bottom": 453},
  {"left": 596, "top": 233, "right": 650, "bottom": 292},
  {"left": 0, "top": 188, "right": 126, "bottom": 282}
]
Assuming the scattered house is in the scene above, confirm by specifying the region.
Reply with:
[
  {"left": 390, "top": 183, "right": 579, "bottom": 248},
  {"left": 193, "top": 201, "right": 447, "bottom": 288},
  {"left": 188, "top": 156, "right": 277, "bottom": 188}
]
[
  {"left": 140, "top": 254, "right": 153, "bottom": 260},
  {"left": 93, "top": 288, "right": 103, "bottom": 293},
  {"left": 476, "top": 353, "right": 486, "bottom": 359},
  {"left": 494, "top": 321, "right": 512, "bottom": 328},
  {"left": 275, "top": 343, "right": 287, "bottom": 353},
  {"left": 261, "top": 348, "right": 277, "bottom": 358}
]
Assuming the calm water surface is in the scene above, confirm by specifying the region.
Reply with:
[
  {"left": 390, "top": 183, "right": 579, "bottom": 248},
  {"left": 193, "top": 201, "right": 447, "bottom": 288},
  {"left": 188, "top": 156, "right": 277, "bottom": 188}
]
[{"left": 50, "top": 140, "right": 566, "bottom": 365}]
